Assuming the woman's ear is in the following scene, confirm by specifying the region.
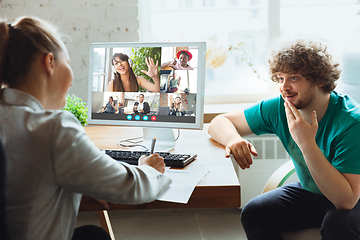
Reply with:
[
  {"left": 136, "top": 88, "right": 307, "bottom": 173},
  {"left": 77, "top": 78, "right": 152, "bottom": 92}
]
[{"left": 44, "top": 53, "right": 55, "bottom": 77}]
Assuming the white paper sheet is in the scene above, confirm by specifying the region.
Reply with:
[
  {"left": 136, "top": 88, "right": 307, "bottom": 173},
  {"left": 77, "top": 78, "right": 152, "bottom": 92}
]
[{"left": 156, "top": 169, "right": 210, "bottom": 204}]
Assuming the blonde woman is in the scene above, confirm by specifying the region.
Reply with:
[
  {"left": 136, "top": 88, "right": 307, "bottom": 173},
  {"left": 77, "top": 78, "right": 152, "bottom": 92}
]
[{"left": 0, "top": 16, "right": 171, "bottom": 240}]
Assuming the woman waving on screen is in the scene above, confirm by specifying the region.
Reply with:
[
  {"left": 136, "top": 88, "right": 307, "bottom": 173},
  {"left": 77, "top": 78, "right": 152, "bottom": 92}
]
[{"left": 107, "top": 53, "right": 160, "bottom": 92}]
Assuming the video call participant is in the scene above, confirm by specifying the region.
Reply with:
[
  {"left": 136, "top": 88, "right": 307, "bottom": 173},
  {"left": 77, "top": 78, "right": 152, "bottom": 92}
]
[
  {"left": 167, "top": 72, "right": 181, "bottom": 93},
  {"left": 161, "top": 50, "right": 194, "bottom": 70},
  {"left": 170, "top": 96, "right": 184, "bottom": 116},
  {"left": 133, "top": 94, "right": 150, "bottom": 115},
  {"left": 107, "top": 53, "right": 160, "bottom": 92},
  {"left": 0, "top": 16, "right": 171, "bottom": 240},
  {"left": 208, "top": 39, "right": 360, "bottom": 239},
  {"left": 99, "top": 96, "right": 117, "bottom": 113}
]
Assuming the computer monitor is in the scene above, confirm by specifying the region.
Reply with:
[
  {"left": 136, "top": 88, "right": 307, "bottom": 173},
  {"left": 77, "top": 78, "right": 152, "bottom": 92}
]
[{"left": 87, "top": 42, "right": 206, "bottom": 151}]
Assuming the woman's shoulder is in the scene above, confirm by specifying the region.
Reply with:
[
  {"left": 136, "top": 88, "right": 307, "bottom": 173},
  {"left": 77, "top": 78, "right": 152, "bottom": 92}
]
[
  {"left": 21, "top": 110, "right": 84, "bottom": 143},
  {"left": 43, "top": 109, "right": 83, "bottom": 126},
  {"left": 49, "top": 110, "right": 86, "bottom": 140}
]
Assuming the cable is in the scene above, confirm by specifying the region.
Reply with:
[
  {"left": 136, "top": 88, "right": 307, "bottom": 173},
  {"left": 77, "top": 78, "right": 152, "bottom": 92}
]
[
  {"left": 174, "top": 129, "right": 180, "bottom": 141},
  {"left": 117, "top": 136, "right": 148, "bottom": 151},
  {"left": 117, "top": 129, "right": 180, "bottom": 150}
]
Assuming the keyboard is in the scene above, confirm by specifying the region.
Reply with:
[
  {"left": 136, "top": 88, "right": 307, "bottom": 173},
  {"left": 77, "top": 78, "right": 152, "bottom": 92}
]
[{"left": 104, "top": 150, "right": 197, "bottom": 168}]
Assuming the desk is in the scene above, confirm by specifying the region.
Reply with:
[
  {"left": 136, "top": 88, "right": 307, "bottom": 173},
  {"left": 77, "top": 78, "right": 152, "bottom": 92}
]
[{"left": 79, "top": 125, "right": 240, "bottom": 211}]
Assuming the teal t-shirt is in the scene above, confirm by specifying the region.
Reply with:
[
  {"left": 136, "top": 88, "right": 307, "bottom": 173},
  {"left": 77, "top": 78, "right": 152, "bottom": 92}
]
[
  {"left": 244, "top": 91, "right": 360, "bottom": 194},
  {"left": 169, "top": 78, "right": 179, "bottom": 89}
]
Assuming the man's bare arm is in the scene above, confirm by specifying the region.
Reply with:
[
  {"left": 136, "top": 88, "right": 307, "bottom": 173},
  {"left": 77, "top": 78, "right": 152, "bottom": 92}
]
[{"left": 208, "top": 111, "right": 257, "bottom": 169}]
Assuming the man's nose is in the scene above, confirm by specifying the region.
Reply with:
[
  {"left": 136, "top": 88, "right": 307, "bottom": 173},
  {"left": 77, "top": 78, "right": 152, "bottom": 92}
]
[{"left": 280, "top": 78, "right": 291, "bottom": 91}]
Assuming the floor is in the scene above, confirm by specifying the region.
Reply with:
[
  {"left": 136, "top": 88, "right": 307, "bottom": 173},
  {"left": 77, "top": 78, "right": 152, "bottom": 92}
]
[{"left": 76, "top": 208, "right": 247, "bottom": 240}]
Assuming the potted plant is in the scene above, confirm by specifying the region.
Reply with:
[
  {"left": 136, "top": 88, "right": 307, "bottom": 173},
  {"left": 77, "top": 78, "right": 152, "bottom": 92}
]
[{"left": 62, "top": 94, "right": 88, "bottom": 127}]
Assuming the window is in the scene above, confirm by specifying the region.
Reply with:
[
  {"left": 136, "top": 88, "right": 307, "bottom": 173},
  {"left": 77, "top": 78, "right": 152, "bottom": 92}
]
[
  {"left": 139, "top": 0, "right": 359, "bottom": 104},
  {"left": 92, "top": 48, "right": 110, "bottom": 92},
  {"left": 279, "top": 0, "right": 357, "bottom": 51}
]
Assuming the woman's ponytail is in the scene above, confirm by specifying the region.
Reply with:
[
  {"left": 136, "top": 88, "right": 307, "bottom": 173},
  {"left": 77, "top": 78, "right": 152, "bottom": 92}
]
[
  {"left": 0, "top": 16, "right": 63, "bottom": 88},
  {"left": 0, "top": 21, "right": 10, "bottom": 88}
]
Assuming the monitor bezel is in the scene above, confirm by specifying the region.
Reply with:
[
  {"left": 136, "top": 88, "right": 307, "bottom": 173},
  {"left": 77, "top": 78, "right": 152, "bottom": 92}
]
[{"left": 87, "top": 41, "right": 206, "bottom": 130}]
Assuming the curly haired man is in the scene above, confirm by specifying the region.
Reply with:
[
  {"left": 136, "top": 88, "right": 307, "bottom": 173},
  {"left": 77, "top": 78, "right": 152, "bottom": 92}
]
[{"left": 208, "top": 39, "right": 360, "bottom": 239}]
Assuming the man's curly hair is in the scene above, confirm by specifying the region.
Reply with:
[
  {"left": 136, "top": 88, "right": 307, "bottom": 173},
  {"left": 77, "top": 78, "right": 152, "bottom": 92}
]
[{"left": 268, "top": 39, "right": 341, "bottom": 93}]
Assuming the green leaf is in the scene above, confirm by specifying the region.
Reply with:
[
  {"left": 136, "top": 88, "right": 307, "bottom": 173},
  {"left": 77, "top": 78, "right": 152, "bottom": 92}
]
[
  {"left": 131, "top": 46, "right": 162, "bottom": 92},
  {"left": 62, "top": 94, "right": 88, "bottom": 127}
]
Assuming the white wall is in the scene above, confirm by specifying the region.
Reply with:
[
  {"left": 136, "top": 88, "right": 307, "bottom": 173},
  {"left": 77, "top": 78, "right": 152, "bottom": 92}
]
[{"left": 0, "top": 0, "right": 139, "bottom": 103}]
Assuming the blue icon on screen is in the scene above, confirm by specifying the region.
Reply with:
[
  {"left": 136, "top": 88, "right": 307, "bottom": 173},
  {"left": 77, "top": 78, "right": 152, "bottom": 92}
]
[
  {"left": 127, "top": 115, "right": 132, "bottom": 120},
  {"left": 135, "top": 115, "right": 140, "bottom": 121},
  {"left": 143, "top": 115, "right": 148, "bottom": 121}
]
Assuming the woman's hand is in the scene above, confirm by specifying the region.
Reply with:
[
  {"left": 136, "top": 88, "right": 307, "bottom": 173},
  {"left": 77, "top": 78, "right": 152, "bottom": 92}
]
[
  {"left": 138, "top": 154, "right": 166, "bottom": 173},
  {"left": 141, "top": 57, "right": 159, "bottom": 79}
]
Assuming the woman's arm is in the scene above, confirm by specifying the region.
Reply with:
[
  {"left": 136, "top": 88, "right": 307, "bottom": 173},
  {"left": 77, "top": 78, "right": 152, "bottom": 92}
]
[
  {"left": 53, "top": 112, "right": 171, "bottom": 204},
  {"left": 138, "top": 57, "right": 160, "bottom": 92},
  {"left": 101, "top": 104, "right": 107, "bottom": 111},
  {"left": 137, "top": 76, "right": 160, "bottom": 92},
  {"left": 98, "top": 105, "right": 106, "bottom": 113}
]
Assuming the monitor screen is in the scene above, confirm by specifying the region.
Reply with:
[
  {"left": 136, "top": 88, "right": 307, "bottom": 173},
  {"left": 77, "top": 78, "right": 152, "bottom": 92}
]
[{"left": 87, "top": 42, "right": 206, "bottom": 151}]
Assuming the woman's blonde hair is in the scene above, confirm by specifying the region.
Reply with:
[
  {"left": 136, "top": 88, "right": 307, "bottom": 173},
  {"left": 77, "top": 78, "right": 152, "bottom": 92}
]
[
  {"left": 0, "top": 16, "right": 63, "bottom": 88},
  {"left": 268, "top": 39, "right": 341, "bottom": 93}
]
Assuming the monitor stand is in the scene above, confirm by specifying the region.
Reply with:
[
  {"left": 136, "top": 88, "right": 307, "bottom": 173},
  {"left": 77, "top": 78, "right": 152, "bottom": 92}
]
[{"left": 142, "top": 127, "right": 175, "bottom": 152}]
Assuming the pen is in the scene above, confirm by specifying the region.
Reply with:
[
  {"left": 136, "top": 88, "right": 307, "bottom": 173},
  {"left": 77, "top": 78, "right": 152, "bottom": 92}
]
[{"left": 150, "top": 137, "right": 156, "bottom": 154}]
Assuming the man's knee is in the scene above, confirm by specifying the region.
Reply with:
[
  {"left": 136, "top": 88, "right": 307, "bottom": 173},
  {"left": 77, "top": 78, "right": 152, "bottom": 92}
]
[
  {"left": 241, "top": 198, "right": 258, "bottom": 219},
  {"left": 241, "top": 195, "right": 269, "bottom": 226},
  {"left": 321, "top": 209, "right": 360, "bottom": 239}
]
